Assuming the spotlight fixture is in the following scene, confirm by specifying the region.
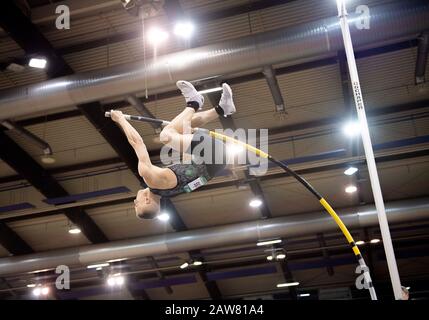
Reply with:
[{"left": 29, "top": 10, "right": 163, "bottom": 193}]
[
  {"left": 342, "top": 121, "right": 361, "bottom": 137},
  {"left": 174, "top": 21, "right": 195, "bottom": 39},
  {"left": 344, "top": 166, "right": 358, "bottom": 176},
  {"left": 87, "top": 263, "right": 110, "bottom": 269},
  {"left": 180, "top": 262, "right": 189, "bottom": 269},
  {"left": 41, "top": 154, "right": 56, "bottom": 164},
  {"left": 276, "top": 253, "right": 286, "bottom": 260},
  {"left": 28, "top": 58, "right": 47, "bottom": 69},
  {"left": 277, "top": 282, "right": 300, "bottom": 288},
  {"left": 345, "top": 185, "right": 358, "bottom": 194},
  {"left": 107, "top": 274, "right": 125, "bottom": 287},
  {"left": 355, "top": 240, "right": 365, "bottom": 246},
  {"left": 32, "top": 285, "right": 49, "bottom": 297},
  {"left": 33, "top": 287, "right": 42, "bottom": 297},
  {"left": 68, "top": 225, "right": 81, "bottom": 234},
  {"left": 249, "top": 199, "right": 263, "bottom": 208},
  {"left": 370, "top": 238, "right": 381, "bottom": 244},
  {"left": 147, "top": 27, "right": 169, "bottom": 45},
  {"left": 257, "top": 239, "right": 281, "bottom": 246},
  {"left": 157, "top": 212, "right": 170, "bottom": 221}
]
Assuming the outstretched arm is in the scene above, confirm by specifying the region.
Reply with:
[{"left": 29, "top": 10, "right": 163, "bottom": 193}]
[{"left": 110, "top": 110, "right": 167, "bottom": 184}]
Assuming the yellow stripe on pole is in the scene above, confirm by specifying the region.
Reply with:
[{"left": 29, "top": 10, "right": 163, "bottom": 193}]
[
  {"left": 208, "top": 131, "right": 270, "bottom": 159},
  {"left": 319, "top": 198, "right": 361, "bottom": 256}
]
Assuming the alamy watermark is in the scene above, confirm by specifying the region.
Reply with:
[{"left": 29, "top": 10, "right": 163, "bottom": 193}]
[
  {"left": 55, "top": 5, "right": 70, "bottom": 30},
  {"left": 159, "top": 128, "right": 269, "bottom": 176}
]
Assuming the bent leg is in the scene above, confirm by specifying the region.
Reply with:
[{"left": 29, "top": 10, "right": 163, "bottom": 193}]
[
  {"left": 191, "top": 108, "right": 218, "bottom": 128},
  {"left": 160, "top": 107, "right": 195, "bottom": 153}
]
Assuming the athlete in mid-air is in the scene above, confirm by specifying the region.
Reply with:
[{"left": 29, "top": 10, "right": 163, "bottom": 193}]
[{"left": 110, "top": 80, "right": 236, "bottom": 219}]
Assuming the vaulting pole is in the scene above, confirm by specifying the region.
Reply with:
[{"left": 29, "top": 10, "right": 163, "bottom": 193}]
[{"left": 105, "top": 110, "right": 377, "bottom": 299}]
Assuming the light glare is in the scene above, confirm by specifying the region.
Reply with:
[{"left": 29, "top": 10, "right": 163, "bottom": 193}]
[
  {"left": 342, "top": 121, "right": 361, "bottom": 137},
  {"left": 344, "top": 167, "right": 358, "bottom": 176},
  {"left": 29, "top": 58, "right": 47, "bottom": 69},
  {"left": 345, "top": 185, "right": 358, "bottom": 193},
  {"left": 257, "top": 239, "right": 281, "bottom": 246},
  {"left": 68, "top": 226, "right": 81, "bottom": 234},
  {"left": 174, "top": 21, "right": 195, "bottom": 39},
  {"left": 370, "top": 238, "right": 381, "bottom": 244},
  {"left": 147, "top": 28, "right": 169, "bottom": 45},
  {"left": 277, "top": 282, "right": 300, "bottom": 288},
  {"left": 157, "top": 213, "right": 170, "bottom": 221},
  {"left": 249, "top": 199, "right": 263, "bottom": 208}
]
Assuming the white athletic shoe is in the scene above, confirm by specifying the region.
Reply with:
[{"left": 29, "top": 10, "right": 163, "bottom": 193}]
[
  {"left": 176, "top": 80, "right": 204, "bottom": 110},
  {"left": 218, "top": 83, "right": 236, "bottom": 116}
]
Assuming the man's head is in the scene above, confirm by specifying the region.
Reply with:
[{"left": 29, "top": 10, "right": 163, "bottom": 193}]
[{"left": 134, "top": 188, "right": 160, "bottom": 219}]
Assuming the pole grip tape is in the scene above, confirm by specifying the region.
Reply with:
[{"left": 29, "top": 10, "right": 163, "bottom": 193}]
[{"left": 319, "top": 198, "right": 361, "bottom": 256}]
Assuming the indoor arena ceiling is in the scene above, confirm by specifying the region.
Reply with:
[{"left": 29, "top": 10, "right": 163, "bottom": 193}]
[{"left": 0, "top": 0, "right": 428, "bottom": 300}]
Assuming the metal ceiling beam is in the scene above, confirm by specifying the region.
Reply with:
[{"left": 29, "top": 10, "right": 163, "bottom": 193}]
[
  {"left": 0, "top": 1, "right": 73, "bottom": 78},
  {"left": 262, "top": 65, "right": 286, "bottom": 113},
  {"left": 10, "top": 39, "right": 419, "bottom": 129},
  {"left": 1, "top": 1, "right": 187, "bottom": 235},
  {"left": 415, "top": 31, "right": 429, "bottom": 85},
  {"left": 0, "top": 220, "right": 33, "bottom": 255},
  {"left": 2, "top": 1, "right": 427, "bottom": 120},
  {"left": 1, "top": 197, "right": 428, "bottom": 276},
  {"left": 2, "top": 97, "right": 428, "bottom": 187},
  {"left": 0, "top": 131, "right": 108, "bottom": 244},
  {"left": 0, "top": 1, "right": 109, "bottom": 245},
  {"left": 50, "top": 0, "right": 298, "bottom": 56}
]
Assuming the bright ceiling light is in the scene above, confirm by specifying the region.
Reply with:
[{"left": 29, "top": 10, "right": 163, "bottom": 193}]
[
  {"left": 180, "top": 262, "right": 189, "bottom": 269},
  {"left": 41, "top": 154, "right": 56, "bottom": 164},
  {"left": 41, "top": 287, "right": 50, "bottom": 295},
  {"left": 87, "top": 263, "right": 110, "bottom": 269},
  {"left": 344, "top": 166, "right": 358, "bottom": 176},
  {"left": 157, "top": 212, "right": 170, "bottom": 221},
  {"left": 198, "top": 87, "right": 223, "bottom": 95},
  {"left": 249, "top": 199, "right": 263, "bottom": 208},
  {"left": 370, "top": 238, "right": 381, "bottom": 244},
  {"left": 115, "top": 276, "right": 125, "bottom": 286},
  {"left": 266, "top": 255, "right": 273, "bottom": 261},
  {"left": 29, "top": 58, "right": 47, "bottom": 69},
  {"left": 27, "top": 284, "right": 36, "bottom": 288},
  {"left": 345, "top": 185, "right": 358, "bottom": 194},
  {"left": 355, "top": 240, "right": 365, "bottom": 246},
  {"left": 276, "top": 253, "right": 286, "bottom": 260},
  {"left": 257, "top": 239, "right": 281, "bottom": 246},
  {"left": 174, "top": 21, "right": 195, "bottom": 39},
  {"left": 193, "top": 260, "right": 202, "bottom": 266},
  {"left": 342, "top": 121, "right": 361, "bottom": 137},
  {"left": 147, "top": 27, "right": 169, "bottom": 45},
  {"left": 299, "top": 293, "right": 310, "bottom": 297},
  {"left": 107, "top": 277, "right": 116, "bottom": 287},
  {"left": 68, "top": 225, "right": 81, "bottom": 234},
  {"left": 33, "top": 288, "right": 42, "bottom": 297},
  {"left": 277, "top": 282, "right": 300, "bottom": 288}
]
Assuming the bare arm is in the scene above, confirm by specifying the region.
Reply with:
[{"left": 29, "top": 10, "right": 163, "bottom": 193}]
[{"left": 110, "top": 110, "right": 172, "bottom": 186}]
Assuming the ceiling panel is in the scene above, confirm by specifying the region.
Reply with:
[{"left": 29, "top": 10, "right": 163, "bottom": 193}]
[
  {"left": 86, "top": 202, "right": 174, "bottom": 240},
  {"left": 7, "top": 213, "right": 92, "bottom": 252}
]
